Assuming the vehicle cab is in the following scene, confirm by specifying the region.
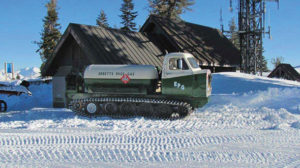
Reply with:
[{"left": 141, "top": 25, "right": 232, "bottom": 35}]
[{"left": 161, "top": 52, "right": 212, "bottom": 99}]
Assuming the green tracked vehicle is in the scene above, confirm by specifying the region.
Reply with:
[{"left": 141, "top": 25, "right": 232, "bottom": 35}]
[{"left": 67, "top": 52, "right": 212, "bottom": 119}]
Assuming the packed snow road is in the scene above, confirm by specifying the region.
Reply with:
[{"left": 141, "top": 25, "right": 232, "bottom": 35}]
[{"left": 0, "top": 72, "right": 300, "bottom": 167}]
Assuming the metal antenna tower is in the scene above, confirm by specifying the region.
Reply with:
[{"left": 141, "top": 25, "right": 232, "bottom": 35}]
[{"left": 226, "top": 0, "right": 279, "bottom": 74}]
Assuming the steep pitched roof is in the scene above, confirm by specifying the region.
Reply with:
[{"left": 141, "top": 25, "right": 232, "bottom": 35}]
[
  {"left": 140, "top": 15, "right": 241, "bottom": 67},
  {"left": 42, "top": 23, "right": 164, "bottom": 76},
  {"left": 268, "top": 64, "right": 300, "bottom": 82}
]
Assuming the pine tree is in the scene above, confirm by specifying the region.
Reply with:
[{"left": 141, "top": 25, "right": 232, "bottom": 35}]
[
  {"left": 120, "top": 0, "right": 138, "bottom": 31},
  {"left": 261, "top": 56, "right": 269, "bottom": 72},
  {"left": 228, "top": 18, "right": 240, "bottom": 50},
  {"left": 36, "top": 0, "right": 61, "bottom": 72},
  {"left": 96, "top": 10, "right": 109, "bottom": 27},
  {"left": 271, "top": 56, "right": 284, "bottom": 69},
  {"left": 148, "top": 0, "right": 195, "bottom": 20},
  {"left": 258, "top": 55, "right": 269, "bottom": 73}
]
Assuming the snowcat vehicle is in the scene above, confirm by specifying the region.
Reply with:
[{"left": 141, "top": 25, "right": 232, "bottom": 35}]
[{"left": 67, "top": 52, "right": 212, "bottom": 119}]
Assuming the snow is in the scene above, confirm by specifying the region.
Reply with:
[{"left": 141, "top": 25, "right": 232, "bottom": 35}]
[
  {"left": 0, "top": 67, "right": 41, "bottom": 81},
  {"left": 0, "top": 72, "right": 300, "bottom": 167},
  {"left": 295, "top": 66, "right": 300, "bottom": 74}
]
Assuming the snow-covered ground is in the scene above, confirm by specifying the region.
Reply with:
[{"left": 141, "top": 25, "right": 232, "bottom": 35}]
[{"left": 0, "top": 72, "right": 300, "bottom": 168}]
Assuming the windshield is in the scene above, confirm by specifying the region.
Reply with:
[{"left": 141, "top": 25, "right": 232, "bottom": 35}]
[{"left": 188, "top": 57, "right": 200, "bottom": 69}]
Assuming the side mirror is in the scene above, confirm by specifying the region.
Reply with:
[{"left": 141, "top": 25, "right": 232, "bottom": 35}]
[{"left": 177, "top": 59, "right": 183, "bottom": 70}]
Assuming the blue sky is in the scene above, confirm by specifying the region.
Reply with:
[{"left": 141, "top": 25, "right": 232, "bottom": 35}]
[{"left": 0, "top": 0, "right": 299, "bottom": 71}]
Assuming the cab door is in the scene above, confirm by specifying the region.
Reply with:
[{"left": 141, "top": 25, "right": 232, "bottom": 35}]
[{"left": 161, "top": 57, "right": 193, "bottom": 96}]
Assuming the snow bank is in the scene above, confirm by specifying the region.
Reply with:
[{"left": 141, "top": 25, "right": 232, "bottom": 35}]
[
  {"left": 200, "top": 72, "right": 300, "bottom": 131},
  {"left": 211, "top": 72, "right": 300, "bottom": 110},
  {"left": 0, "top": 83, "right": 52, "bottom": 111},
  {"left": 210, "top": 87, "right": 300, "bottom": 114},
  {"left": 291, "top": 121, "right": 300, "bottom": 129}
]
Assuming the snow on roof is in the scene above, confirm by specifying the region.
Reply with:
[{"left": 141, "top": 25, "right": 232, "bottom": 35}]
[{"left": 295, "top": 67, "right": 300, "bottom": 74}]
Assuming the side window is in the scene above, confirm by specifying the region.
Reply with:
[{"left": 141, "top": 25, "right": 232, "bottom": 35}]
[
  {"left": 169, "top": 58, "right": 189, "bottom": 70},
  {"left": 169, "top": 58, "right": 178, "bottom": 70},
  {"left": 182, "top": 60, "right": 189, "bottom": 70}
]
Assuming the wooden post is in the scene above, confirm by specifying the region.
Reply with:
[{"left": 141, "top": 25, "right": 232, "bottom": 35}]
[
  {"left": 4, "top": 62, "right": 7, "bottom": 81},
  {"left": 12, "top": 63, "right": 15, "bottom": 80}
]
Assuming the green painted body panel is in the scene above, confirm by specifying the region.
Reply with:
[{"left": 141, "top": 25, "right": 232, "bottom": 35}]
[
  {"left": 66, "top": 73, "right": 210, "bottom": 109},
  {"left": 192, "top": 73, "right": 208, "bottom": 97},
  {"left": 162, "top": 75, "right": 193, "bottom": 96},
  {"left": 162, "top": 73, "right": 207, "bottom": 98}
]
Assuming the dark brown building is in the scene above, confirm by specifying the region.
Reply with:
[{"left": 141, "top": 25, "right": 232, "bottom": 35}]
[
  {"left": 42, "top": 15, "right": 240, "bottom": 107},
  {"left": 140, "top": 15, "right": 240, "bottom": 72},
  {"left": 42, "top": 23, "right": 164, "bottom": 107},
  {"left": 268, "top": 64, "right": 300, "bottom": 82},
  {"left": 42, "top": 23, "right": 164, "bottom": 77}
]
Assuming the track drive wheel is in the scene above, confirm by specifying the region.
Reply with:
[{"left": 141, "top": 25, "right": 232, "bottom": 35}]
[
  {"left": 120, "top": 102, "right": 136, "bottom": 116},
  {"left": 73, "top": 101, "right": 83, "bottom": 111},
  {"left": 154, "top": 104, "right": 173, "bottom": 119}
]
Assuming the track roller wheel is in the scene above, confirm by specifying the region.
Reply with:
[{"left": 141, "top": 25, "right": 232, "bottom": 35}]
[
  {"left": 154, "top": 104, "right": 172, "bottom": 119},
  {"left": 120, "top": 102, "right": 136, "bottom": 116},
  {"left": 104, "top": 102, "right": 118, "bottom": 115},
  {"left": 85, "top": 102, "right": 99, "bottom": 115},
  {"left": 138, "top": 103, "right": 154, "bottom": 116}
]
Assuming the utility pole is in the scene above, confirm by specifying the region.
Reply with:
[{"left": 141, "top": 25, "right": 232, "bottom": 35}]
[{"left": 222, "top": 0, "right": 279, "bottom": 74}]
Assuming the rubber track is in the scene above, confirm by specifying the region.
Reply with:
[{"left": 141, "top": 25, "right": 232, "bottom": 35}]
[{"left": 69, "top": 97, "right": 193, "bottom": 120}]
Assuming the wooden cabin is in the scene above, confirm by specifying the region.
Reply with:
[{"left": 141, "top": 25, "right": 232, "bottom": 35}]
[
  {"left": 140, "top": 15, "right": 240, "bottom": 72},
  {"left": 268, "top": 64, "right": 300, "bottom": 82},
  {"left": 42, "top": 24, "right": 163, "bottom": 107}
]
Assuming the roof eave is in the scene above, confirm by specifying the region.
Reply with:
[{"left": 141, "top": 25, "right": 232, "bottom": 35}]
[{"left": 41, "top": 24, "right": 74, "bottom": 76}]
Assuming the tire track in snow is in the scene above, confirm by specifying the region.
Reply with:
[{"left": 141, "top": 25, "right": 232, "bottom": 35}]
[
  {"left": 0, "top": 132, "right": 260, "bottom": 150},
  {"left": 0, "top": 146, "right": 290, "bottom": 166},
  {"left": 0, "top": 130, "right": 298, "bottom": 165}
]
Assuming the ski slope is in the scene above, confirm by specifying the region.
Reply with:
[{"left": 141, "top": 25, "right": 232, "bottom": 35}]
[{"left": 0, "top": 72, "right": 300, "bottom": 168}]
